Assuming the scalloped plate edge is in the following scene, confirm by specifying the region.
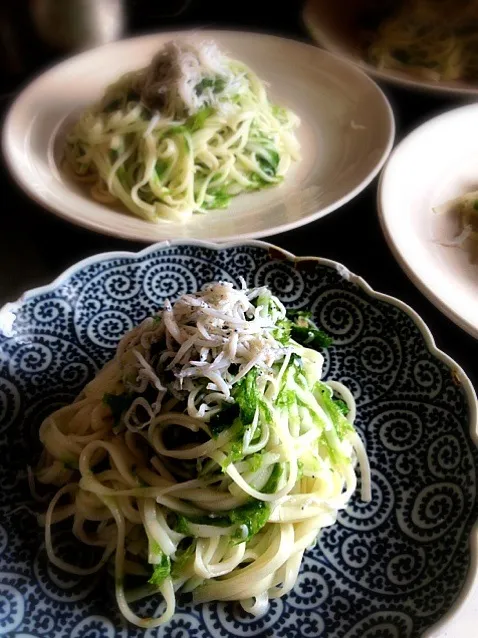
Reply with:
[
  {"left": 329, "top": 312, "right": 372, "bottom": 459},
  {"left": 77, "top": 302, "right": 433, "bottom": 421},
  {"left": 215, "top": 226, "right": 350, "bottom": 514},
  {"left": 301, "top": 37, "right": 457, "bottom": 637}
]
[{"left": 0, "top": 237, "right": 477, "bottom": 637}]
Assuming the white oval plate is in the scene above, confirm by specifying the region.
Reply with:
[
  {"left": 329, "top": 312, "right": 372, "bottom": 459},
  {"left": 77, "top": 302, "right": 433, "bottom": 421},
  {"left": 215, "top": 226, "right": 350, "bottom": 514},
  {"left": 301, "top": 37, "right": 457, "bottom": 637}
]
[
  {"left": 379, "top": 103, "right": 478, "bottom": 339},
  {"left": 303, "top": 0, "right": 478, "bottom": 97},
  {"left": 2, "top": 30, "right": 394, "bottom": 243}
]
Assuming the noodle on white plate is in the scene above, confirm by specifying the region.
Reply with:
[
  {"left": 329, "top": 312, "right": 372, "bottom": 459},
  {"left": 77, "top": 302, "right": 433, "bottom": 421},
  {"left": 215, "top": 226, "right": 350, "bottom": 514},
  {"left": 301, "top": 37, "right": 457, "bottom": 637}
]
[
  {"left": 433, "top": 190, "right": 478, "bottom": 248},
  {"left": 363, "top": 0, "right": 478, "bottom": 82},
  {"left": 64, "top": 40, "right": 301, "bottom": 222},
  {"left": 35, "top": 281, "right": 370, "bottom": 629}
]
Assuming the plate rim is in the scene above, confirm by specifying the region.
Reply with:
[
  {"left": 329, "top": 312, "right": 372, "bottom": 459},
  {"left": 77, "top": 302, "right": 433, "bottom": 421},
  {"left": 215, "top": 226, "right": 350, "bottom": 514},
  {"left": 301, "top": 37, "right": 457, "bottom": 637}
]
[
  {"left": 302, "top": 0, "right": 478, "bottom": 97},
  {"left": 1, "top": 28, "right": 395, "bottom": 243},
  {"left": 1, "top": 237, "right": 477, "bottom": 637},
  {"left": 377, "top": 101, "right": 478, "bottom": 341}
]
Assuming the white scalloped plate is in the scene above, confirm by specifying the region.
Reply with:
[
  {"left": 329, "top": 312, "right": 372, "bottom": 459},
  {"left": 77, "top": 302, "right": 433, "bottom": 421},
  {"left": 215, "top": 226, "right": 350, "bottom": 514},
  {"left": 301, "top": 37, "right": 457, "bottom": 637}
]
[{"left": 2, "top": 30, "right": 394, "bottom": 242}]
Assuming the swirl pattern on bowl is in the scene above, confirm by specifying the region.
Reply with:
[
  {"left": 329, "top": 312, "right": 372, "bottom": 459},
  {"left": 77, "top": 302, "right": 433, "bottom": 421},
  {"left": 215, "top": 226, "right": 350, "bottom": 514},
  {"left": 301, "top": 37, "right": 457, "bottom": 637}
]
[{"left": 0, "top": 241, "right": 476, "bottom": 638}]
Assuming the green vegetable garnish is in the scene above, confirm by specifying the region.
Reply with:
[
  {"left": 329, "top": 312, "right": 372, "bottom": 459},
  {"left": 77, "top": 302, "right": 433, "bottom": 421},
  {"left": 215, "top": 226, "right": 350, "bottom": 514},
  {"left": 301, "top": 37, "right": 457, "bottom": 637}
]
[
  {"left": 248, "top": 452, "right": 264, "bottom": 473},
  {"left": 168, "top": 125, "right": 187, "bottom": 136},
  {"left": 103, "top": 392, "right": 135, "bottom": 425},
  {"left": 209, "top": 403, "right": 240, "bottom": 438},
  {"left": 171, "top": 542, "right": 196, "bottom": 578},
  {"left": 195, "top": 77, "right": 226, "bottom": 96},
  {"left": 186, "top": 106, "right": 215, "bottom": 132},
  {"left": 262, "top": 463, "right": 283, "bottom": 494},
  {"left": 209, "top": 367, "right": 263, "bottom": 437},
  {"left": 173, "top": 515, "right": 191, "bottom": 535},
  {"left": 334, "top": 398, "right": 350, "bottom": 416},
  {"left": 277, "top": 387, "right": 296, "bottom": 409},
  {"left": 257, "top": 150, "right": 280, "bottom": 177},
  {"left": 172, "top": 513, "right": 231, "bottom": 535},
  {"left": 272, "top": 105, "right": 288, "bottom": 121},
  {"left": 148, "top": 552, "right": 171, "bottom": 587},
  {"left": 155, "top": 159, "right": 169, "bottom": 179},
  {"left": 274, "top": 311, "right": 332, "bottom": 350},
  {"left": 203, "top": 188, "right": 231, "bottom": 210},
  {"left": 231, "top": 500, "right": 270, "bottom": 542},
  {"left": 289, "top": 322, "right": 333, "bottom": 350},
  {"left": 234, "top": 368, "right": 260, "bottom": 426},
  {"left": 315, "top": 381, "right": 354, "bottom": 440},
  {"left": 221, "top": 440, "right": 244, "bottom": 469}
]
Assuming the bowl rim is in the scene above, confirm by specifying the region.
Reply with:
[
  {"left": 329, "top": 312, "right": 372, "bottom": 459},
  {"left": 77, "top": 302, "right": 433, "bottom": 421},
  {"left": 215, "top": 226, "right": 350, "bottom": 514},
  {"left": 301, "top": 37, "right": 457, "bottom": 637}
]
[
  {"left": 377, "top": 101, "right": 478, "bottom": 342},
  {"left": 1, "top": 237, "right": 477, "bottom": 637},
  {"left": 1, "top": 28, "right": 395, "bottom": 243},
  {"left": 302, "top": 0, "right": 478, "bottom": 97}
]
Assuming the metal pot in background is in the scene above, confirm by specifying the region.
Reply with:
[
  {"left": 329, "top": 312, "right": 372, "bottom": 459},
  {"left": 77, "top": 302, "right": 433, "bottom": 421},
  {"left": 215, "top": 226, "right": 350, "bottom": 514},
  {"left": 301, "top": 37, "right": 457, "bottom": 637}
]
[
  {"left": 30, "top": 0, "right": 126, "bottom": 52},
  {"left": 0, "top": 0, "right": 194, "bottom": 92}
]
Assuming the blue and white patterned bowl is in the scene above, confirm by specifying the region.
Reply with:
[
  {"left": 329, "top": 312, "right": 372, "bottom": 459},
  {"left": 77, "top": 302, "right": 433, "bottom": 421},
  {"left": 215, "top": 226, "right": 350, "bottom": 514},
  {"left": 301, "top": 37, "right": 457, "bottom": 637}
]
[{"left": 0, "top": 240, "right": 477, "bottom": 638}]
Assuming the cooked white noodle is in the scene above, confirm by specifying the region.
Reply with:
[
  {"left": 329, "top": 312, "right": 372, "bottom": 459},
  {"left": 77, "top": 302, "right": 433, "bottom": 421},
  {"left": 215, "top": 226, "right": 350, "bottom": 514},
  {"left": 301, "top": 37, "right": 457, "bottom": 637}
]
[
  {"left": 36, "top": 281, "right": 369, "bottom": 628},
  {"left": 65, "top": 40, "right": 300, "bottom": 222}
]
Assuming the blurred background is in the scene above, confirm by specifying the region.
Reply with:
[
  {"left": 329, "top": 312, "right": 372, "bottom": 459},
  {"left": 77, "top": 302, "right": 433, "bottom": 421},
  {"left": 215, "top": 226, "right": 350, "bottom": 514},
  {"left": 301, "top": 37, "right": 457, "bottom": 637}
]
[{"left": 0, "top": 0, "right": 305, "bottom": 94}]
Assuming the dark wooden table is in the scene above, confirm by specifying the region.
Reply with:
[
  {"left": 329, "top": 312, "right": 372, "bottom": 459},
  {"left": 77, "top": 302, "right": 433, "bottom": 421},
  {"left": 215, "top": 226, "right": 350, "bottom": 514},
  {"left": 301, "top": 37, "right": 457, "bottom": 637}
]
[{"left": 0, "top": 2, "right": 477, "bottom": 634}]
